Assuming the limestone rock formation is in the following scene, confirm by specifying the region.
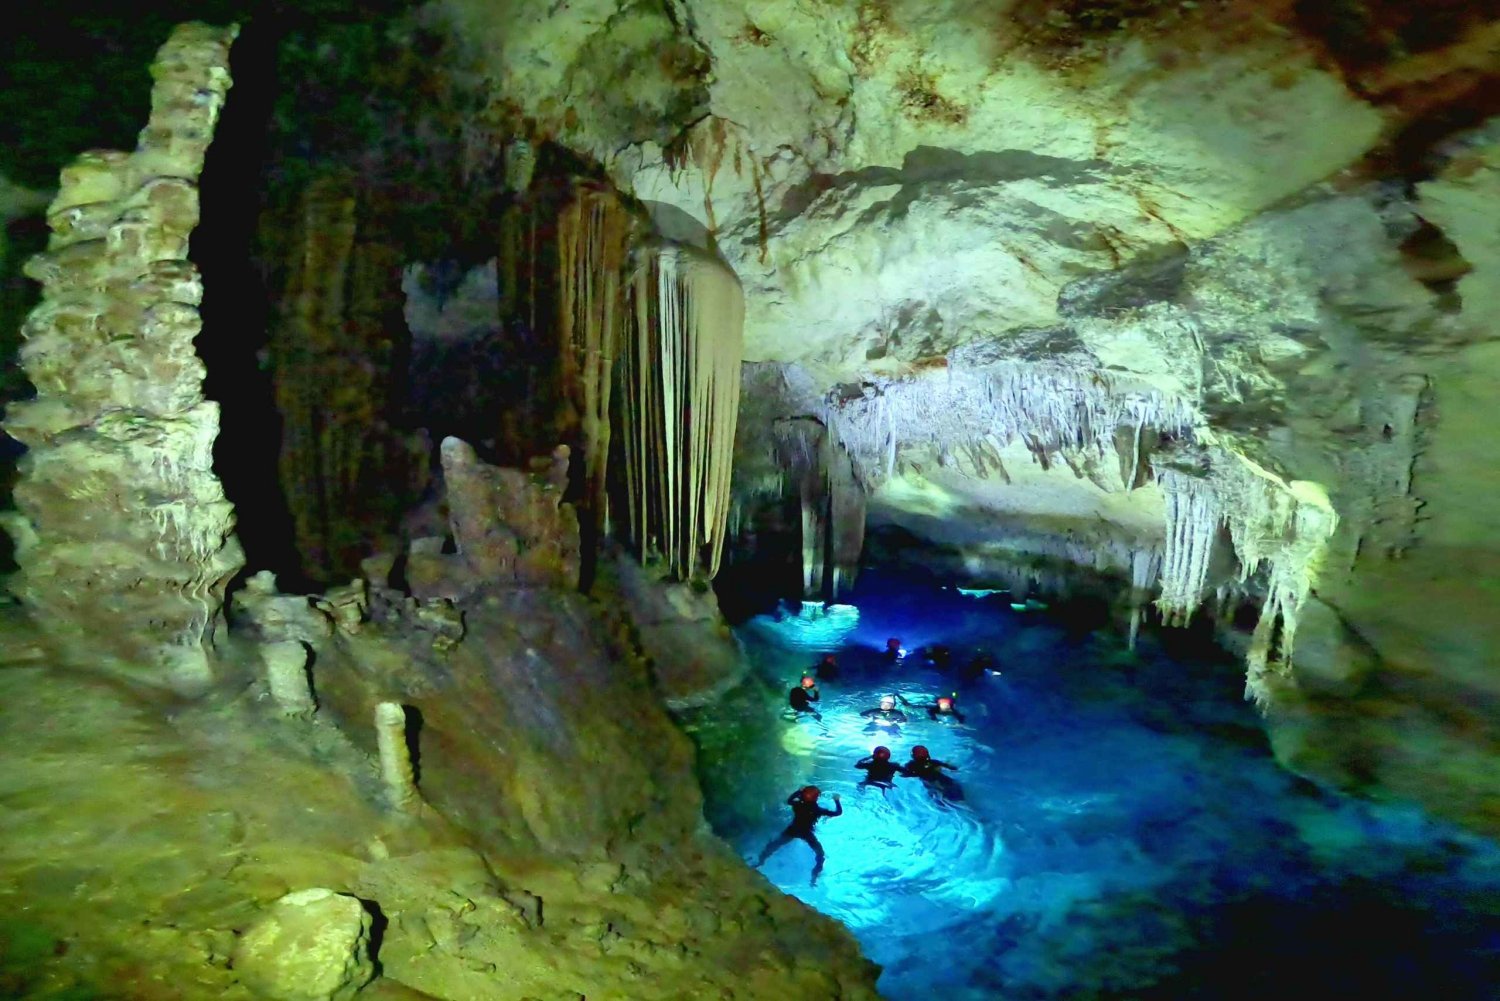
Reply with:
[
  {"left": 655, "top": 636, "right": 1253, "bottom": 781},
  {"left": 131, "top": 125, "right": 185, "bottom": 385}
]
[
  {"left": 432, "top": 0, "right": 1500, "bottom": 829},
  {"left": 406, "top": 437, "right": 580, "bottom": 600},
  {"left": 0, "top": 23, "right": 244, "bottom": 691},
  {"left": 232, "top": 888, "right": 376, "bottom": 1001},
  {"left": 268, "top": 178, "right": 428, "bottom": 585}
]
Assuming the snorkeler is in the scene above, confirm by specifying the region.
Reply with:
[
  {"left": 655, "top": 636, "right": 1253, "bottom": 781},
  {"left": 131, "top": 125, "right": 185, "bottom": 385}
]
[
  {"left": 897, "top": 691, "right": 968, "bottom": 723},
  {"left": 855, "top": 745, "right": 905, "bottom": 790},
  {"left": 918, "top": 643, "right": 953, "bottom": 671},
  {"left": 881, "top": 637, "right": 905, "bottom": 664},
  {"left": 859, "top": 694, "right": 908, "bottom": 725},
  {"left": 787, "top": 675, "right": 822, "bottom": 720},
  {"left": 755, "top": 785, "right": 843, "bottom": 885},
  {"left": 902, "top": 745, "right": 963, "bottom": 800},
  {"left": 813, "top": 653, "right": 841, "bottom": 682}
]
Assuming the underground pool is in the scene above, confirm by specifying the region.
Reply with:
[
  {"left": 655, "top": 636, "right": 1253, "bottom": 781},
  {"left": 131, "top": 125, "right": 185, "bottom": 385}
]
[{"left": 681, "top": 573, "right": 1500, "bottom": 1000}]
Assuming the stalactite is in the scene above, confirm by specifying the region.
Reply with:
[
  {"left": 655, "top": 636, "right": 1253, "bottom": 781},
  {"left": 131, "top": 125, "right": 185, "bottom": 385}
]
[
  {"left": 556, "top": 183, "right": 632, "bottom": 537},
  {"left": 1155, "top": 469, "right": 1221, "bottom": 627},
  {"left": 270, "top": 181, "right": 420, "bottom": 583},
  {"left": 820, "top": 361, "right": 1195, "bottom": 493},
  {"left": 621, "top": 242, "right": 745, "bottom": 580}
]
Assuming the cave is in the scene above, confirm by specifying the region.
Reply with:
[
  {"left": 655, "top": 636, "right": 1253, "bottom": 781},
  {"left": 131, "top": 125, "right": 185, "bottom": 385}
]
[{"left": 2, "top": 3, "right": 1499, "bottom": 999}]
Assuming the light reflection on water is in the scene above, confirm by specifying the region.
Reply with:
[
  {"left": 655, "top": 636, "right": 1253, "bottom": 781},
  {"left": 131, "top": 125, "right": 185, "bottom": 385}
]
[{"left": 686, "top": 575, "right": 1500, "bottom": 1000}]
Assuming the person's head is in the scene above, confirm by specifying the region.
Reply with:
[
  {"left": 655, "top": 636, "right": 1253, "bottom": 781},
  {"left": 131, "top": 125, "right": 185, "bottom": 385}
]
[
  {"left": 937, "top": 695, "right": 954, "bottom": 713},
  {"left": 800, "top": 785, "right": 821, "bottom": 803},
  {"left": 880, "top": 695, "right": 896, "bottom": 712},
  {"left": 821, "top": 654, "right": 836, "bottom": 665},
  {"left": 911, "top": 744, "right": 930, "bottom": 761},
  {"left": 800, "top": 676, "right": 816, "bottom": 689},
  {"left": 873, "top": 745, "right": 891, "bottom": 761},
  {"left": 886, "top": 637, "right": 902, "bottom": 651}
]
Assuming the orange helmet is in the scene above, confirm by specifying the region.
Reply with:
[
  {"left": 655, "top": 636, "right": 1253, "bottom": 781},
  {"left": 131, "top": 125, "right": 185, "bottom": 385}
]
[
  {"left": 912, "top": 745, "right": 930, "bottom": 761},
  {"left": 937, "top": 696, "right": 954, "bottom": 712},
  {"left": 800, "top": 676, "right": 816, "bottom": 689},
  {"left": 800, "top": 785, "right": 821, "bottom": 803},
  {"left": 873, "top": 746, "right": 891, "bottom": 761}
]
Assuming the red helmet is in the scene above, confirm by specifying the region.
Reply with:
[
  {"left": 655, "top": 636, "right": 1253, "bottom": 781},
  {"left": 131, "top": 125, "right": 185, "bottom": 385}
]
[
  {"left": 912, "top": 745, "right": 930, "bottom": 761},
  {"left": 873, "top": 746, "right": 891, "bottom": 761},
  {"left": 821, "top": 654, "right": 836, "bottom": 664},
  {"left": 937, "top": 696, "right": 954, "bottom": 712},
  {"left": 886, "top": 637, "right": 902, "bottom": 650},
  {"left": 800, "top": 676, "right": 816, "bottom": 689},
  {"left": 800, "top": 785, "right": 821, "bottom": 803}
]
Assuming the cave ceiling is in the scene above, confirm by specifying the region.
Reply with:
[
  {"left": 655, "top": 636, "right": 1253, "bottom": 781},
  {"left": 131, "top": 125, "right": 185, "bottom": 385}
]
[{"left": 432, "top": 0, "right": 1497, "bottom": 567}]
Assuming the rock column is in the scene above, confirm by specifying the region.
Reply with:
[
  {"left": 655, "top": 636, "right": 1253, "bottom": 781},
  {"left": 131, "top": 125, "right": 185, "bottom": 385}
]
[{"left": 1, "top": 23, "right": 244, "bottom": 691}]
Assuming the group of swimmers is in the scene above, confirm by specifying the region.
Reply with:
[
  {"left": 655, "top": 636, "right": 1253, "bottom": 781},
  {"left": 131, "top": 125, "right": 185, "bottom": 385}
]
[
  {"left": 754, "top": 744, "right": 964, "bottom": 885},
  {"left": 759, "top": 641, "right": 974, "bottom": 884}
]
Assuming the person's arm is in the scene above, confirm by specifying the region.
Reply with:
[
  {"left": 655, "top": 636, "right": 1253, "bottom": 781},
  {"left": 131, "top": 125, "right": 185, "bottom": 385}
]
[
  {"left": 823, "top": 796, "right": 843, "bottom": 817},
  {"left": 928, "top": 706, "right": 939, "bottom": 720},
  {"left": 954, "top": 710, "right": 967, "bottom": 723},
  {"left": 893, "top": 710, "right": 908, "bottom": 722},
  {"left": 786, "top": 792, "right": 802, "bottom": 806},
  {"left": 940, "top": 760, "right": 959, "bottom": 771},
  {"left": 895, "top": 693, "right": 914, "bottom": 707},
  {"left": 855, "top": 756, "right": 873, "bottom": 768},
  {"left": 809, "top": 689, "right": 820, "bottom": 702}
]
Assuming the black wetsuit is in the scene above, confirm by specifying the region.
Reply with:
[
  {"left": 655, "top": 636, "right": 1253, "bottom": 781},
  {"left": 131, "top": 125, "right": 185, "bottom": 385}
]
[
  {"left": 859, "top": 707, "right": 907, "bottom": 724},
  {"left": 756, "top": 792, "right": 843, "bottom": 881},
  {"left": 898, "top": 694, "right": 967, "bottom": 723},
  {"left": 856, "top": 755, "right": 905, "bottom": 788},
  {"left": 788, "top": 686, "right": 821, "bottom": 718},
  {"left": 904, "top": 756, "right": 963, "bottom": 800},
  {"left": 814, "top": 659, "right": 840, "bottom": 681}
]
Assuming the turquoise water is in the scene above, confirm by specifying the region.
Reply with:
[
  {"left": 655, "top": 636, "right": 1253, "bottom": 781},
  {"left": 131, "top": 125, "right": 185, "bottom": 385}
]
[{"left": 685, "top": 573, "right": 1500, "bottom": 1000}]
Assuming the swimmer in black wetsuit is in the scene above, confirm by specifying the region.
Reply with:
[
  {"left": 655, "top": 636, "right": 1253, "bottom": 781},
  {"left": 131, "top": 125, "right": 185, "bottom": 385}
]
[
  {"left": 813, "top": 653, "right": 840, "bottom": 682},
  {"left": 881, "top": 637, "right": 904, "bottom": 664},
  {"left": 859, "top": 695, "right": 908, "bottom": 726},
  {"left": 855, "top": 745, "right": 905, "bottom": 791},
  {"left": 754, "top": 785, "right": 843, "bottom": 884},
  {"left": 897, "top": 692, "right": 967, "bottom": 723},
  {"left": 903, "top": 744, "right": 963, "bottom": 801},
  {"left": 788, "top": 675, "right": 821, "bottom": 720}
]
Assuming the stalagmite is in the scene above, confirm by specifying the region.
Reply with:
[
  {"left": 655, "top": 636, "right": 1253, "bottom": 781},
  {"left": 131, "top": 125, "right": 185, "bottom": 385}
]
[
  {"left": 0, "top": 23, "right": 244, "bottom": 690},
  {"left": 621, "top": 242, "right": 745, "bottom": 580},
  {"left": 374, "top": 701, "right": 418, "bottom": 809},
  {"left": 263, "top": 640, "right": 316, "bottom": 717}
]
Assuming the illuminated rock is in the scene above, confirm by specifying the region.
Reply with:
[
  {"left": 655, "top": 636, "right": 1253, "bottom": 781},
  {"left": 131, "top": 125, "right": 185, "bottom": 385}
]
[{"left": 1, "top": 23, "right": 243, "bottom": 691}]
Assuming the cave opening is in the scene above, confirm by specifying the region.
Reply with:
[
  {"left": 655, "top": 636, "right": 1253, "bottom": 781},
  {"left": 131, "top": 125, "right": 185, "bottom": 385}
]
[{"left": 685, "top": 571, "right": 1500, "bottom": 1001}]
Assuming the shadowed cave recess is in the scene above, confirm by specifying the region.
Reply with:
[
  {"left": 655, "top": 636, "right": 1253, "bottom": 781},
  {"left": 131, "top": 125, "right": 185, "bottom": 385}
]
[{"left": 2, "top": 1, "right": 1499, "bottom": 999}]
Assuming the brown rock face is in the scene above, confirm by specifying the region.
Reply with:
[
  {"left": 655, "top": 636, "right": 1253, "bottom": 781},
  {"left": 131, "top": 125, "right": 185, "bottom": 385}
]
[
  {"left": 413, "top": 436, "right": 580, "bottom": 597},
  {"left": 0, "top": 24, "right": 244, "bottom": 691}
]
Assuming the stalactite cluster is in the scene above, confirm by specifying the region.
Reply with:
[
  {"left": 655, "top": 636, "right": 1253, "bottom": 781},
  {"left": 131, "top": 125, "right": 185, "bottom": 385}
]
[
  {"left": 621, "top": 243, "right": 745, "bottom": 580},
  {"left": 269, "top": 179, "right": 423, "bottom": 584},
  {"left": 821, "top": 361, "right": 1196, "bottom": 493},
  {"left": 0, "top": 23, "right": 244, "bottom": 688},
  {"left": 556, "top": 183, "right": 632, "bottom": 535}
]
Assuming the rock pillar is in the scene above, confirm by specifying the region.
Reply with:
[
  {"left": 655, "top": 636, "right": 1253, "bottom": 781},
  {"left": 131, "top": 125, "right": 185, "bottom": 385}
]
[{"left": 1, "top": 23, "right": 244, "bottom": 690}]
